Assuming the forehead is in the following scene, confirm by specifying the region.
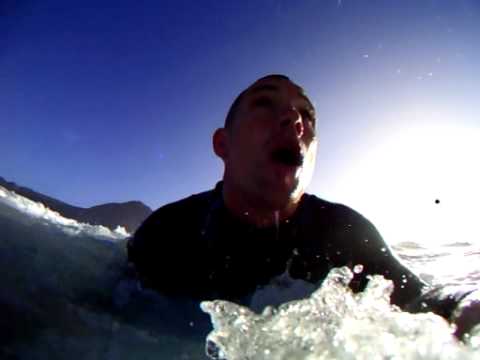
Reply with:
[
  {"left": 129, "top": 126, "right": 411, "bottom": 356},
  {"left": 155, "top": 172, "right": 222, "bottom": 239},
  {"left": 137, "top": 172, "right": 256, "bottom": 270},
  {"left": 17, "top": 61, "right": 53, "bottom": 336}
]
[{"left": 243, "top": 77, "right": 313, "bottom": 107}]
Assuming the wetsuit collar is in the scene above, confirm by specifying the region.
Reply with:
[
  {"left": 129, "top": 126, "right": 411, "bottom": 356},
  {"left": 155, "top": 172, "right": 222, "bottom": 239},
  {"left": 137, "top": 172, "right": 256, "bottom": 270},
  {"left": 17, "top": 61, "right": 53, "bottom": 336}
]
[{"left": 212, "top": 180, "right": 307, "bottom": 228}]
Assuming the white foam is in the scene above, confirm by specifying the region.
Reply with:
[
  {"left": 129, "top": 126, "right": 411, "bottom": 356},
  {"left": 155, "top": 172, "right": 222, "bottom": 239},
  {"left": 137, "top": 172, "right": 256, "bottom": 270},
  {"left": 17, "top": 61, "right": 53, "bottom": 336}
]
[
  {"left": 202, "top": 267, "right": 480, "bottom": 360},
  {"left": 0, "top": 185, "right": 129, "bottom": 240}
]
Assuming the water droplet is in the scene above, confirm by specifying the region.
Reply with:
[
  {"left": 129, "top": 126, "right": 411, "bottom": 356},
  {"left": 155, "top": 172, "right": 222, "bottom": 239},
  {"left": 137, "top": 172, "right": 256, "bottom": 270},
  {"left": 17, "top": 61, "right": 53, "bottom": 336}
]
[
  {"left": 353, "top": 264, "right": 364, "bottom": 274},
  {"left": 274, "top": 211, "right": 280, "bottom": 241},
  {"left": 189, "top": 321, "right": 194, "bottom": 327},
  {"left": 380, "top": 247, "right": 386, "bottom": 252},
  {"left": 292, "top": 248, "right": 299, "bottom": 256},
  {"left": 274, "top": 211, "right": 280, "bottom": 225}
]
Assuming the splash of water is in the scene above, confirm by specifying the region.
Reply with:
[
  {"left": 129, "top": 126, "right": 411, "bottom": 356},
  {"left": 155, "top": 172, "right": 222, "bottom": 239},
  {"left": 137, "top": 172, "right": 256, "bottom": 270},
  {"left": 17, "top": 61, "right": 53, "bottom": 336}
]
[
  {"left": 201, "top": 267, "right": 480, "bottom": 360},
  {"left": 274, "top": 210, "right": 280, "bottom": 241}
]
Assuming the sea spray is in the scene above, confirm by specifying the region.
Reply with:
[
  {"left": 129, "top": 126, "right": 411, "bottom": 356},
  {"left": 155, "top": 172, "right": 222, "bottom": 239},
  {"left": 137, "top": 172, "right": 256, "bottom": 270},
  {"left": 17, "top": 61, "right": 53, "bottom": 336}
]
[{"left": 201, "top": 267, "right": 480, "bottom": 360}]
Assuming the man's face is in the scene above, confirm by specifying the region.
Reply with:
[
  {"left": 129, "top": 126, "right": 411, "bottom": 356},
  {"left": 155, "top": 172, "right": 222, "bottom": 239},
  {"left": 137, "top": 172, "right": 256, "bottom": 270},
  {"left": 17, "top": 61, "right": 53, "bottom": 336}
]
[{"left": 223, "top": 77, "right": 317, "bottom": 210}]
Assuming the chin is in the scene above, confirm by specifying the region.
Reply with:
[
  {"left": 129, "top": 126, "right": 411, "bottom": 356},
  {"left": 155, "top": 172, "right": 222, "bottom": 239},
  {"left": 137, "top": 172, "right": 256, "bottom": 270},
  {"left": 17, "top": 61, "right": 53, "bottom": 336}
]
[
  {"left": 284, "top": 174, "right": 308, "bottom": 198},
  {"left": 266, "top": 184, "right": 304, "bottom": 210}
]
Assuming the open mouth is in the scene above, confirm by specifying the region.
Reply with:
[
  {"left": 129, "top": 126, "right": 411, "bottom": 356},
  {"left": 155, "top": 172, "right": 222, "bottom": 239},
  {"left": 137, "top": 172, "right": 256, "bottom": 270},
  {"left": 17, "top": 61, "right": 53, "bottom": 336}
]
[{"left": 271, "top": 147, "right": 304, "bottom": 167}]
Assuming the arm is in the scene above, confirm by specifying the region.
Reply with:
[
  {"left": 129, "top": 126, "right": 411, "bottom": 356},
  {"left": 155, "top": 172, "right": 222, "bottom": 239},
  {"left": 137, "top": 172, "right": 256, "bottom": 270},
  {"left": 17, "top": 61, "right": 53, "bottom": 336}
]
[
  {"left": 451, "top": 289, "right": 480, "bottom": 339},
  {"left": 127, "top": 202, "right": 212, "bottom": 299},
  {"left": 334, "top": 206, "right": 428, "bottom": 308},
  {"left": 344, "top": 208, "right": 480, "bottom": 338},
  {"left": 127, "top": 210, "right": 167, "bottom": 290},
  {"left": 406, "top": 285, "right": 480, "bottom": 339}
]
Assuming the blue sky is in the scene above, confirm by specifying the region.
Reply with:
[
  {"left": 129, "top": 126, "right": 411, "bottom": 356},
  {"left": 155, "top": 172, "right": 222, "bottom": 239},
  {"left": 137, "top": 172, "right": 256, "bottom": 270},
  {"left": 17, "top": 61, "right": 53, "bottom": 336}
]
[{"left": 1, "top": 0, "right": 479, "bottom": 243}]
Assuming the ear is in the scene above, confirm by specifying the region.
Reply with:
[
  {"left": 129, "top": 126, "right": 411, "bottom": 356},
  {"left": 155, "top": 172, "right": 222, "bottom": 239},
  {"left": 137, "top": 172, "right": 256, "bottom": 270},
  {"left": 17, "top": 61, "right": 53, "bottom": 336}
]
[{"left": 213, "top": 128, "right": 229, "bottom": 160}]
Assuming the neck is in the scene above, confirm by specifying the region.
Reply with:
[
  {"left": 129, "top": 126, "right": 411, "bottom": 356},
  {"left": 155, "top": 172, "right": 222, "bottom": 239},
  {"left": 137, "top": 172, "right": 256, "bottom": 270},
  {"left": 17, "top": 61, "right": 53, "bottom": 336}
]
[{"left": 221, "top": 181, "right": 301, "bottom": 228}]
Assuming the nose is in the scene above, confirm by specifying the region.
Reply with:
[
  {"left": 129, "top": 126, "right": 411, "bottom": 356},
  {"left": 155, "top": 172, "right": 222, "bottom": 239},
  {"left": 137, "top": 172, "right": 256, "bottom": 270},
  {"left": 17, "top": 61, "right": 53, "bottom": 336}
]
[{"left": 279, "top": 106, "right": 304, "bottom": 138}]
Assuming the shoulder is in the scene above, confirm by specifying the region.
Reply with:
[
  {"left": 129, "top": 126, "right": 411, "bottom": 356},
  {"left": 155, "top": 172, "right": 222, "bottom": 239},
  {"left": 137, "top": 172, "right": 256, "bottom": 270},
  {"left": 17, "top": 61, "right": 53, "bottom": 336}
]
[
  {"left": 136, "top": 187, "right": 217, "bottom": 234},
  {"left": 299, "top": 193, "right": 385, "bottom": 254},
  {"left": 127, "top": 187, "right": 217, "bottom": 262},
  {"left": 301, "top": 193, "right": 375, "bottom": 229},
  {"left": 127, "top": 186, "right": 219, "bottom": 291}
]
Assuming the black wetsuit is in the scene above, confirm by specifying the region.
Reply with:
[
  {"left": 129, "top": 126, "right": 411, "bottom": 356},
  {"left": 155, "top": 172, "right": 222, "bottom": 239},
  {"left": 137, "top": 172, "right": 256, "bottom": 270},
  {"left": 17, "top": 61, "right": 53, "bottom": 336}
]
[{"left": 128, "top": 182, "right": 426, "bottom": 309}]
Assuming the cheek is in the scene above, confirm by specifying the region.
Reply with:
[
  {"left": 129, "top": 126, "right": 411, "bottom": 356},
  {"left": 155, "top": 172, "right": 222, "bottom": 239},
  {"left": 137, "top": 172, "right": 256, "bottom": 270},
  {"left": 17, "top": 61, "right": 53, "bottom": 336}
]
[
  {"left": 305, "top": 140, "right": 318, "bottom": 165},
  {"left": 238, "top": 124, "right": 270, "bottom": 149},
  {"left": 304, "top": 124, "right": 316, "bottom": 141},
  {"left": 229, "top": 119, "right": 272, "bottom": 163},
  {"left": 229, "top": 133, "right": 259, "bottom": 166}
]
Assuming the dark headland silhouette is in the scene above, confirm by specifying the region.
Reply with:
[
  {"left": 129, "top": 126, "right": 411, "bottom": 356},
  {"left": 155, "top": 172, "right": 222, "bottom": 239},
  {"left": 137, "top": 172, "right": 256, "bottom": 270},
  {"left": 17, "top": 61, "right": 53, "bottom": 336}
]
[{"left": 0, "top": 176, "right": 152, "bottom": 233}]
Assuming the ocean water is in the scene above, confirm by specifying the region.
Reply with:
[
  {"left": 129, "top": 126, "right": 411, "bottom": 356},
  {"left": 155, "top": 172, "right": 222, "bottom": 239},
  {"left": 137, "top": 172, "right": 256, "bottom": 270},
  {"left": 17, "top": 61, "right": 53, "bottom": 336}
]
[
  {"left": 393, "top": 241, "right": 480, "bottom": 288},
  {"left": 0, "top": 185, "right": 479, "bottom": 359}
]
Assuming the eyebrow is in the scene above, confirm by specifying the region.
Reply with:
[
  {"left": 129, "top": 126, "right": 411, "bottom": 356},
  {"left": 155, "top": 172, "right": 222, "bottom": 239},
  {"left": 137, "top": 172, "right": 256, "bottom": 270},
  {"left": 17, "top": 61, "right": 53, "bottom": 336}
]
[{"left": 248, "top": 84, "right": 315, "bottom": 111}]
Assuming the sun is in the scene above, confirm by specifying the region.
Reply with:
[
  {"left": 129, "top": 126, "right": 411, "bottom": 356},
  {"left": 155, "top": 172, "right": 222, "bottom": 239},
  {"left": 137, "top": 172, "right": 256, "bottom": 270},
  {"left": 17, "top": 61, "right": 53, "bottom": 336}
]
[{"left": 326, "top": 123, "right": 480, "bottom": 247}]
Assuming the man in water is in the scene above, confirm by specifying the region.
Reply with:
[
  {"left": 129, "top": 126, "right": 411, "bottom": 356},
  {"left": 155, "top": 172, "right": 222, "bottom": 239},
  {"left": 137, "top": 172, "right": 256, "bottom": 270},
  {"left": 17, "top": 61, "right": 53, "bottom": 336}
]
[{"left": 128, "top": 74, "right": 478, "bottom": 337}]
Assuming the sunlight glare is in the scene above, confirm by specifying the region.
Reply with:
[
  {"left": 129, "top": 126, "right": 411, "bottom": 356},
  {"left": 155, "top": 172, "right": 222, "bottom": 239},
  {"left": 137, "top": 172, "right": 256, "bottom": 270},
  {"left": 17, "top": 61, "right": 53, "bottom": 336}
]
[{"left": 330, "top": 123, "right": 480, "bottom": 247}]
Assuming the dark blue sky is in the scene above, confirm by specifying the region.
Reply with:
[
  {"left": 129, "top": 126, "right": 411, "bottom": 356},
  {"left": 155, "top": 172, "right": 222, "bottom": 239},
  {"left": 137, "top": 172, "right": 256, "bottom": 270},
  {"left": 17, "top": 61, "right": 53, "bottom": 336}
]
[{"left": 1, "top": 0, "right": 479, "bottom": 240}]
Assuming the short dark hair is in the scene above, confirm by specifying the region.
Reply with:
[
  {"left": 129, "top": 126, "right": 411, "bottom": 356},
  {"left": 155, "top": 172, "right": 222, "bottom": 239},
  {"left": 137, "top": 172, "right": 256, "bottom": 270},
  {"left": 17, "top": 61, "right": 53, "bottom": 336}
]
[{"left": 224, "top": 74, "right": 292, "bottom": 130}]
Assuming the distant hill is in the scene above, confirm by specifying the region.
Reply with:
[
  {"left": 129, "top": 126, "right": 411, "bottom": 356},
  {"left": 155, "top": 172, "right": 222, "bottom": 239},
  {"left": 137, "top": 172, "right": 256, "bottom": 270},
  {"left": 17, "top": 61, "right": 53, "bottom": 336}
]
[{"left": 0, "top": 176, "right": 152, "bottom": 233}]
